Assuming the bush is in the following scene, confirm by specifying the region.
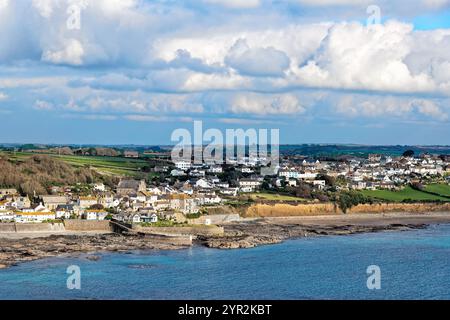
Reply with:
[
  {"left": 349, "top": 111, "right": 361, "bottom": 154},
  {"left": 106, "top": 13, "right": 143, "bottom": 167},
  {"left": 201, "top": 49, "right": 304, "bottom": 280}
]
[
  {"left": 186, "top": 212, "right": 201, "bottom": 219},
  {"left": 338, "top": 191, "right": 373, "bottom": 214}
]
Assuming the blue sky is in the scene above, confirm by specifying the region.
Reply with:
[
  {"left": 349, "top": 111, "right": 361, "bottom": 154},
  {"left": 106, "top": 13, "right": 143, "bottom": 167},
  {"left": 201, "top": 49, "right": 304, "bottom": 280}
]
[{"left": 1, "top": 0, "right": 450, "bottom": 145}]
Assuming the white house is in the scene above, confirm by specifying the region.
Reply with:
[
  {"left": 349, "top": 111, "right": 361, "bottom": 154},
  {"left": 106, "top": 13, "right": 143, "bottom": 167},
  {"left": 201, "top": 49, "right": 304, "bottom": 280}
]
[
  {"left": 196, "top": 178, "right": 213, "bottom": 189},
  {"left": 174, "top": 161, "right": 192, "bottom": 171},
  {"left": 55, "top": 205, "right": 75, "bottom": 219},
  {"left": 240, "top": 186, "right": 254, "bottom": 193},
  {"left": 83, "top": 210, "right": 108, "bottom": 221},
  {"left": 239, "top": 179, "right": 261, "bottom": 189},
  {"left": 150, "top": 213, "right": 158, "bottom": 223},
  {"left": 77, "top": 196, "right": 98, "bottom": 209},
  {"left": 220, "top": 188, "right": 239, "bottom": 196},
  {"left": 313, "top": 180, "right": 326, "bottom": 190},
  {"left": 93, "top": 183, "right": 106, "bottom": 192},
  {"left": 0, "top": 210, "right": 14, "bottom": 222},
  {"left": 171, "top": 169, "right": 187, "bottom": 177},
  {"left": 208, "top": 166, "right": 223, "bottom": 174},
  {"left": 15, "top": 211, "right": 56, "bottom": 223},
  {"left": 279, "top": 170, "right": 300, "bottom": 179}
]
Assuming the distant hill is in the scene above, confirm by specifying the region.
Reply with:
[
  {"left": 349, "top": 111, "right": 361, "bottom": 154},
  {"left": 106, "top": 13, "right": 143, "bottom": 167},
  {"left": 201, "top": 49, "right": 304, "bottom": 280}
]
[
  {"left": 279, "top": 144, "right": 450, "bottom": 157},
  {"left": 0, "top": 155, "right": 101, "bottom": 196}
]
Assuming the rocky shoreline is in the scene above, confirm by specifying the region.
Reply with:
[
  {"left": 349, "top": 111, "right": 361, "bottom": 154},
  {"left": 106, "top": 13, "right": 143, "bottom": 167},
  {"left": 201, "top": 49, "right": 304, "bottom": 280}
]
[
  {"left": 0, "top": 233, "right": 188, "bottom": 269},
  {"left": 0, "top": 215, "right": 438, "bottom": 269},
  {"left": 196, "top": 220, "right": 428, "bottom": 249}
]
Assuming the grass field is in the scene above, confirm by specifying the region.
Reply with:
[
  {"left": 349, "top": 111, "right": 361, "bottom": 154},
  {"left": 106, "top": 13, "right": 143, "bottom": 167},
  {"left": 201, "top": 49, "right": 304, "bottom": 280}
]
[
  {"left": 424, "top": 184, "right": 450, "bottom": 197},
  {"left": 1, "top": 151, "right": 147, "bottom": 177},
  {"left": 249, "top": 193, "right": 305, "bottom": 202},
  {"left": 361, "top": 186, "right": 450, "bottom": 202}
]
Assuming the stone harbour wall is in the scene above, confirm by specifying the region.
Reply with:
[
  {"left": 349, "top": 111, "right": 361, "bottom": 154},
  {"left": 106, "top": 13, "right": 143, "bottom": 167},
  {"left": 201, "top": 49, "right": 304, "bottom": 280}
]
[
  {"left": 0, "top": 223, "right": 65, "bottom": 233},
  {"left": 64, "top": 220, "right": 112, "bottom": 231}
]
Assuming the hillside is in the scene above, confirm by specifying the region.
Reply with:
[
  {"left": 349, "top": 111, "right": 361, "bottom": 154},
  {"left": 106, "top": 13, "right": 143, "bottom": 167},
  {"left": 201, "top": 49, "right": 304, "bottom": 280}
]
[{"left": 0, "top": 155, "right": 107, "bottom": 196}]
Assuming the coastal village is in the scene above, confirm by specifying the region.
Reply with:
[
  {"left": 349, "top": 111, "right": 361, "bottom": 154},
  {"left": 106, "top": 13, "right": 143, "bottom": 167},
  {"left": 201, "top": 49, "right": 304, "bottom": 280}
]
[{"left": 1, "top": 150, "right": 450, "bottom": 225}]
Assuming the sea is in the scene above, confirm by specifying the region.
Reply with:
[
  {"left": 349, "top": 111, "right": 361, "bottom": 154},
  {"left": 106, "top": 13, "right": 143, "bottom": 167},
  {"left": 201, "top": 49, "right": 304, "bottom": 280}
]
[{"left": 1, "top": 224, "right": 450, "bottom": 300}]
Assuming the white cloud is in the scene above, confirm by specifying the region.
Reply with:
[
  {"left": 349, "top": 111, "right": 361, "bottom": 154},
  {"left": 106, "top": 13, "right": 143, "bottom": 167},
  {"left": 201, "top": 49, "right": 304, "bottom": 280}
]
[
  {"left": 32, "top": 0, "right": 59, "bottom": 18},
  {"left": 412, "top": 99, "right": 448, "bottom": 120},
  {"left": 292, "top": 21, "right": 437, "bottom": 94},
  {"left": 334, "top": 95, "right": 448, "bottom": 120},
  {"left": 2, "top": 1, "right": 450, "bottom": 123},
  {"left": 124, "top": 115, "right": 194, "bottom": 122},
  {"left": 0, "top": 0, "right": 9, "bottom": 10},
  {"left": 0, "top": 92, "right": 7, "bottom": 100},
  {"left": 230, "top": 93, "right": 305, "bottom": 115},
  {"left": 225, "top": 39, "right": 290, "bottom": 77},
  {"left": 422, "top": 0, "right": 450, "bottom": 9},
  {"left": 293, "top": 0, "right": 369, "bottom": 6},
  {"left": 203, "top": 0, "right": 261, "bottom": 9},
  {"left": 42, "top": 39, "right": 85, "bottom": 66},
  {"left": 0, "top": 77, "right": 69, "bottom": 89},
  {"left": 34, "top": 100, "right": 54, "bottom": 110}
]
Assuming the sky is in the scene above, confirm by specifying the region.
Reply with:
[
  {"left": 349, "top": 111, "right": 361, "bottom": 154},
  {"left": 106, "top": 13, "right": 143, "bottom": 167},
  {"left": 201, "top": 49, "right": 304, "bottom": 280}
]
[{"left": 1, "top": 0, "right": 450, "bottom": 145}]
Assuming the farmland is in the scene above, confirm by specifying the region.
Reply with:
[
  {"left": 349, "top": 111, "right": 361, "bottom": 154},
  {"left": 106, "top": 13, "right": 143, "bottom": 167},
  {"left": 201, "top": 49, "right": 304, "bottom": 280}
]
[
  {"left": 360, "top": 186, "right": 450, "bottom": 202},
  {"left": 0, "top": 151, "right": 148, "bottom": 177},
  {"left": 424, "top": 184, "right": 450, "bottom": 197},
  {"left": 248, "top": 193, "right": 306, "bottom": 202}
]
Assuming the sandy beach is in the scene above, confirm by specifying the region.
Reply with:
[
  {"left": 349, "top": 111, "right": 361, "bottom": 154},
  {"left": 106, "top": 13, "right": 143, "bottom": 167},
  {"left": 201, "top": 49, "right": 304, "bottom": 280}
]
[{"left": 264, "top": 211, "right": 450, "bottom": 226}]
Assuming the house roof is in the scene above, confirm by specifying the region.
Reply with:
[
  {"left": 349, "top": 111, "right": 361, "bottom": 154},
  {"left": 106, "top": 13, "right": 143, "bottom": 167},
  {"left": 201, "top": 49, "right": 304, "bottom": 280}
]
[
  {"left": 79, "top": 196, "right": 97, "bottom": 201},
  {"left": 118, "top": 179, "right": 143, "bottom": 189},
  {"left": 168, "top": 194, "right": 191, "bottom": 200},
  {"left": 56, "top": 204, "right": 74, "bottom": 211},
  {"left": 40, "top": 196, "right": 67, "bottom": 203},
  {"left": 17, "top": 212, "right": 54, "bottom": 216}
]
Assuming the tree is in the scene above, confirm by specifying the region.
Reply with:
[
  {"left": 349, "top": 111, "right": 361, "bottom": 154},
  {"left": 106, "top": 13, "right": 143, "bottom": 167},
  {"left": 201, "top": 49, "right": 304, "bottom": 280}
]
[
  {"left": 402, "top": 150, "right": 415, "bottom": 158},
  {"left": 337, "top": 191, "right": 372, "bottom": 214},
  {"left": 89, "top": 204, "right": 104, "bottom": 210},
  {"left": 294, "top": 182, "right": 312, "bottom": 199},
  {"left": 316, "top": 174, "right": 335, "bottom": 187}
]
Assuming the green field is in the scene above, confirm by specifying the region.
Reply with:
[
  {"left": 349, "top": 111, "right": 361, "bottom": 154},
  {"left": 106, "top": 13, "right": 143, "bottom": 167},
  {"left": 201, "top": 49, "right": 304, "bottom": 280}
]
[
  {"left": 249, "top": 193, "right": 305, "bottom": 202},
  {"left": 1, "top": 151, "right": 148, "bottom": 177},
  {"left": 361, "top": 186, "right": 450, "bottom": 202},
  {"left": 424, "top": 184, "right": 450, "bottom": 197}
]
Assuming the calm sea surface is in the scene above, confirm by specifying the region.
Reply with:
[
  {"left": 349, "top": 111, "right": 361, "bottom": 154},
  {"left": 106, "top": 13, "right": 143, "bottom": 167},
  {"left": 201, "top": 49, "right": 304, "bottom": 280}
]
[{"left": 1, "top": 224, "right": 450, "bottom": 300}]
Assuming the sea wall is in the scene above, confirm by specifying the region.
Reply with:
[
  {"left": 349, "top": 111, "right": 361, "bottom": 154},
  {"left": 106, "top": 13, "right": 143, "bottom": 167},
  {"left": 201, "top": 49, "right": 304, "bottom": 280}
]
[
  {"left": 139, "top": 233, "right": 193, "bottom": 246},
  {"left": 0, "top": 223, "right": 65, "bottom": 233},
  {"left": 134, "top": 225, "right": 224, "bottom": 236},
  {"left": 64, "top": 220, "right": 111, "bottom": 231},
  {"left": 190, "top": 214, "right": 241, "bottom": 225},
  {"left": 16, "top": 223, "right": 65, "bottom": 232},
  {"left": 244, "top": 202, "right": 450, "bottom": 217},
  {"left": 0, "top": 224, "right": 16, "bottom": 232}
]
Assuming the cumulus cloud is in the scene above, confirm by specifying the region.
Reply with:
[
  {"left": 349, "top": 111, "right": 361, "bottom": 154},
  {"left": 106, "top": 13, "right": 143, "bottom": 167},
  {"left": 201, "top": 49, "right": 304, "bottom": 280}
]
[
  {"left": 42, "top": 39, "right": 85, "bottom": 65},
  {"left": 411, "top": 99, "right": 448, "bottom": 120},
  {"left": 230, "top": 93, "right": 305, "bottom": 115},
  {"left": 293, "top": 21, "right": 439, "bottom": 94},
  {"left": 225, "top": 39, "right": 291, "bottom": 77},
  {"left": 334, "top": 94, "right": 448, "bottom": 120},
  {"left": 0, "top": 92, "right": 8, "bottom": 100},
  {"left": 2, "top": 0, "right": 450, "bottom": 125}
]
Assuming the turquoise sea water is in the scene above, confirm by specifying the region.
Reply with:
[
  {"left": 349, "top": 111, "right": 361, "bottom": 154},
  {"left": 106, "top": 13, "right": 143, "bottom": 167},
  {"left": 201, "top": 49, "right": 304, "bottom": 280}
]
[{"left": 1, "top": 224, "right": 450, "bottom": 300}]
